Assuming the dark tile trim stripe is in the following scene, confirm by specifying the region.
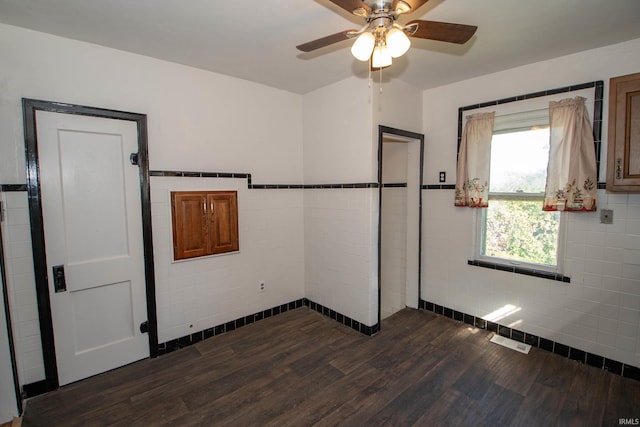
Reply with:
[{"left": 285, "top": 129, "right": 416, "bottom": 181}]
[
  {"left": 150, "top": 170, "right": 378, "bottom": 190},
  {"left": 382, "top": 183, "right": 407, "bottom": 188},
  {"left": 423, "top": 184, "right": 456, "bottom": 190},
  {"left": 421, "top": 182, "right": 609, "bottom": 195},
  {"left": 271, "top": 183, "right": 379, "bottom": 189},
  {"left": 419, "top": 299, "right": 640, "bottom": 382},
  {"left": 0, "top": 184, "right": 28, "bottom": 192},
  {"left": 467, "top": 259, "right": 570, "bottom": 283},
  {"left": 157, "top": 298, "right": 377, "bottom": 356},
  {"left": 150, "top": 170, "right": 250, "bottom": 179},
  {"left": 459, "top": 81, "right": 601, "bottom": 113}
]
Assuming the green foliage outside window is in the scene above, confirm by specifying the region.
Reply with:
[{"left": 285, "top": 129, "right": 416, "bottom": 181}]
[
  {"left": 482, "top": 128, "right": 560, "bottom": 267},
  {"left": 484, "top": 199, "right": 560, "bottom": 266}
]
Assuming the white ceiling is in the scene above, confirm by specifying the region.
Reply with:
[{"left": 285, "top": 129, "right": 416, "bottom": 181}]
[{"left": 1, "top": 0, "right": 639, "bottom": 94}]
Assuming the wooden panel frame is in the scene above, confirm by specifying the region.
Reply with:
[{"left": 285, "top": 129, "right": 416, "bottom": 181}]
[
  {"left": 171, "top": 190, "right": 239, "bottom": 260},
  {"left": 607, "top": 72, "right": 640, "bottom": 192}
]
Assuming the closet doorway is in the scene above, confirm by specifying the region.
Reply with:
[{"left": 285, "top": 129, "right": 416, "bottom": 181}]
[{"left": 377, "top": 126, "right": 424, "bottom": 326}]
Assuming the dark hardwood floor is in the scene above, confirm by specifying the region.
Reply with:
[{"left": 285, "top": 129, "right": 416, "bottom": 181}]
[{"left": 22, "top": 307, "right": 640, "bottom": 426}]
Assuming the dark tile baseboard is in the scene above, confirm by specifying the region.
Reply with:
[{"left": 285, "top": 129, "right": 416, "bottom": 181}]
[
  {"left": 419, "top": 299, "right": 640, "bottom": 382},
  {"left": 21, "top": 379, "right": 47, "bottom": 399},
  {"left": 305, "top": 299, "right": 379, "bottom": 336},
  {"left": 158, "top": 298, "right": 377, "bottom": 356},
  {"left": 158, "top": 298, "right": 305, "bottom": 355}
]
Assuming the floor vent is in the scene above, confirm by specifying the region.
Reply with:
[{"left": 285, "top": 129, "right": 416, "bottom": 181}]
[{"left": 490, "top": 334, "right": 531, "bottom": 354}]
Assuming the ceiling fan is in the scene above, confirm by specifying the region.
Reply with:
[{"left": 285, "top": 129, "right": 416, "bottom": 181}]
[{"left": 296, "top": 0, "right": 477, "bottom": 68}]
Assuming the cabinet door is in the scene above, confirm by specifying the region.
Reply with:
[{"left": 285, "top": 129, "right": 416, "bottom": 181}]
[
  {"left": 208, "top": 192, "right": 239, "bottom": 255},
  {"left": 171, "top": 192, "right": 208, "bottom": 259},
  {"left": 607, "top": 72, "right": 640, "bottom": 191}
]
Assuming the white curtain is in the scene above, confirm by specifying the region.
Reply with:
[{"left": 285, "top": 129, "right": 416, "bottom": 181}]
[
  {"left": 455, "top": 112, "right": 495, "bottom": 208},
  {"left": 543, "top": 97, "right": 597, "bottom": 212}
]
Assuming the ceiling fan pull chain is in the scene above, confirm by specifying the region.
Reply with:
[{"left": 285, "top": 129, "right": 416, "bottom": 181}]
[{"left": 379, "top": 66, "right": 383, "bottom": 94}]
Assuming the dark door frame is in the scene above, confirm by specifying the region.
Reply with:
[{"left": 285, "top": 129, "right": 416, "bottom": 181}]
[
  {"left": 22, "top": 99, "right": 158, "bottom": 393},
  {"left": 377, "top": 125, "right": 425, "bottom": 327}
]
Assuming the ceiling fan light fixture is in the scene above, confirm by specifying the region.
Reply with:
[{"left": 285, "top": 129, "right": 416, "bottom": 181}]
[
  {"left": 371, "top": 44, "right": 392, "bottom": 68},
  {"left": 395, "top": 0, "right": 411, "bottom": 14},
  {"left": 386, "top": 27, "right": 411, "bottom": 58},
  {"left": 351, "top": 31, "right": 375, "bottom": 61}
]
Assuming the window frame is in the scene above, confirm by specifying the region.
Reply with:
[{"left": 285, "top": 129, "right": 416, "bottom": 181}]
[
  {"left": 458, "top": 81, "right": 603, "bottom": 281},
  {"left": 170, "top": 190, "right": 239, "bottom": 261}
]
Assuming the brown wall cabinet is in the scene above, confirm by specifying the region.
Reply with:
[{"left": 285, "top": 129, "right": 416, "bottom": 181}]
[
  {"left": 171, "top": 191, "right": 239, "bottom": 260},
  {"left": 607, "top": 72, "right": 640, "bottom": 192}
]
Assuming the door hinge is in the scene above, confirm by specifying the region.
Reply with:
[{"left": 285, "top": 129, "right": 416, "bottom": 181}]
[
  {"left": 130, "top": 152, "right": 139, "bottom": 166},
  {"left": 139, "top": 320, "right": 149, "bottom": 334}
]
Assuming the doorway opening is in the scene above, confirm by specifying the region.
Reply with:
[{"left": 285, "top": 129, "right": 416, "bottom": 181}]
[{"left": 377, "top": 125, "right": 424, "bottom": 326}]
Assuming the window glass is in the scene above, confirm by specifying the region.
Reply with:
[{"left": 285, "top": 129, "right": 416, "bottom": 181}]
[{"left": 480, "top": 127, "right": 561, "bottom": 268}]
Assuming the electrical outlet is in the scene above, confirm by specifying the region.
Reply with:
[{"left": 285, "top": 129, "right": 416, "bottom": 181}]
[
  {"left": 600, "top": 209, "right": 613, "bottom": 224},
  {"left": 259, "top": 281, "right": 265, "bottom": 292},
  {"left": 439, "top": 171, "right": 446, "bottom": 183}
]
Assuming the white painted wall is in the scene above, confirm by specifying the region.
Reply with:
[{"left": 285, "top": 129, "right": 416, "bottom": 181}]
[
  {"left": 0, "top": 24, "right": 303, "bottom": 184},
  {"left": 374, "top": 78, "right": 424, "bottom": 136},
  {"left": 0, "top": 22, "right": 305, "bottom": 406},
  {"left": 302, "top": 77, "right": 374, "bottom": 184},
  {"left": 422, "top": 37, "right": 640, "bottom": 367},
  {"left": 381, "top": 143, "right": 408, "bottom": 319}
]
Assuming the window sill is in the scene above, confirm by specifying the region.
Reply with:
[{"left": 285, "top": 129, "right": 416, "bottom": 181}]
[{"left": 467, "top": 260, "right": 570, "bottom": 283}]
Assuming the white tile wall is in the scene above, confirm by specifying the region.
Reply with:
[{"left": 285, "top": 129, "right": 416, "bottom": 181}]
[
  {"left": 422, "top": 189, "right": 640, "bottom": 367},
  {"left": 304, "top": 188, "right": 378, "bottom": 326},
  {"left": 1, "top": 191, "right": 45, "bottom": 385},
  {"left": 150, "top": 177, "right": 305, "bottom": 343}
]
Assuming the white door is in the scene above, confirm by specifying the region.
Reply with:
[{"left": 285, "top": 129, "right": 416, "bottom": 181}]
[{"left": 36, "top": 111, "right": 149, "bottom": 386}]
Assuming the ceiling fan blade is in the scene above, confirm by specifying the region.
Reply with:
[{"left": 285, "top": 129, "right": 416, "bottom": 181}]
[
  {"left": 296, "top": 30, "right": 357, "bottom": 52},
  {"left": 328, "top": 0, "right": 372, "bottom": 15},
  {"left": 407, "top": 20, "right": 477, "bottom": 44},
  {"left": 393, "top": 0, "right": 430, "bottom": 13}
]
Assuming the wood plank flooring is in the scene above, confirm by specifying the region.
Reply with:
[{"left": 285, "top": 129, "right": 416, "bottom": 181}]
[{"left": 22, "top": 307, "right": 640, "bottom": 426}]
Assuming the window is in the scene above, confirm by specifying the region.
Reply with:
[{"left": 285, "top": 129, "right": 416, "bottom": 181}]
[
  {"left": 171, "top": 190, "right": 239, "bottom": 260},
  {"left": 477, "top": 124, "right": 562, "bottom": 270},
  {"left": 458, "top": 81, "right": 603, "bottom": 280}
]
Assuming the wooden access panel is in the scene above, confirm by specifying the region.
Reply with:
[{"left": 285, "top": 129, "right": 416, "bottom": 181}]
[
  {"left": 607, "top": 72, "right": 640, "bottom": 192},
  {"left": 208, "top": 192, "right": 239, "bottom": 255},
  {"left": 171, "top": 191, "right": 239, "bottom": 260}
]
